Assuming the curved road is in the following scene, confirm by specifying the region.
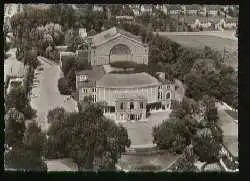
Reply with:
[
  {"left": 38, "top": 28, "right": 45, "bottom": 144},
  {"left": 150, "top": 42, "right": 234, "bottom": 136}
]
[{"left": 30, "top": 57, "right": 78, "bottom": 132}]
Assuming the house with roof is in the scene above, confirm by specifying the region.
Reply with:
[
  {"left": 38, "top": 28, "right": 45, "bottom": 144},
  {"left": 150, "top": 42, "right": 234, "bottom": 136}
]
[
  {"left": 185, "top": 5, "right": 200, "bottom": 15},
  {"left": 167, "top": 4, "right": 182, "bottom": 15},
  {"left": 206, "top": 5, "right": 220, "bottom": 16},
  {"left": 140, "top": 4, "right": 153, "bottom": 14},
  {"left": 93, "top": 4, "right": 104, "bottom": 12}
]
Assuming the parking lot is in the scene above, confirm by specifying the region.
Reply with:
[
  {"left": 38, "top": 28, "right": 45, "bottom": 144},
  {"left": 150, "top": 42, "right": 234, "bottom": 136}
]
[{"left": 30, "top": 57, "right": 78, "bottom": 132}]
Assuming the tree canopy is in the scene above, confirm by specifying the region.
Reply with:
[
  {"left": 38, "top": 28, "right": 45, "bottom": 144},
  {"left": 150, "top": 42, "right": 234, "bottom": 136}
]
[{"left": 46, "top": 103, "right": 131, "bottom": 170}]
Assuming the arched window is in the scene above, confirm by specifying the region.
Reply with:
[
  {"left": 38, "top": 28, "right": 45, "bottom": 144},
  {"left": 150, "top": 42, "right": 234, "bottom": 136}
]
[
  {"left": 166, "top": 92, "right": 170, "bottom": 99},
  {"left": 140, "top": 102, "right": 143, "bottom": 109},
  {"left": 130, "top": 102, "right": 134, "bottom": 110},
  {"left": 120, "top": 102, "right": 124, "bottom": 110}
]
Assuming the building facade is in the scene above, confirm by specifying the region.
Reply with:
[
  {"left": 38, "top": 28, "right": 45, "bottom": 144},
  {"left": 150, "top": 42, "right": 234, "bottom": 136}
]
[
  {"left": 88, "top": 27, "right": 149, "bottom": 66},
  {"left": 76, "top": 27, "right": 175, "bottom": 122},
  {"left": 76, "top": 71, "right": 174, "bottom": 122}
]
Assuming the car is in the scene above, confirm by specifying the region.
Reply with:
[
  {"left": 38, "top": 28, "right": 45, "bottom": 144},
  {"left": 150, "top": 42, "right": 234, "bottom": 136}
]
[{"left": 31, "top": 94, "right": 38, "bottom": 98}]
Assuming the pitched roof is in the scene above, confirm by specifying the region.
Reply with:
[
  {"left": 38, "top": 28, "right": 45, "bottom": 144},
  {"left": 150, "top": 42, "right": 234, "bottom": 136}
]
[
  {"left": 96, "top": 72, "right": 160, "bottom": 88},
  {"left": 90, "top": 27, "right": 143, "bottom": 47}
]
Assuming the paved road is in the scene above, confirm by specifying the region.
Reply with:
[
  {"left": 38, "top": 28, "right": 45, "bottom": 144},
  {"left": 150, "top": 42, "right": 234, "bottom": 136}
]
[
  {"left": 30, "top": 57, "right": 78, "bottom": 132},
  {"left": 174, "top": 79, "right": 185, "bottom": 102}
]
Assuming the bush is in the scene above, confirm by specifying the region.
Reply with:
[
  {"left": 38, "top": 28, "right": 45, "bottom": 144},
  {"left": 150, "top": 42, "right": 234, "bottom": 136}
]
[
  {"left": 153, "top": 119, "right": 188, "bottom": 154},
  {"left": 110, "top": 61, "right": 138, "bottom": 69},
  {"left": 61, "top": 54, "right": 76, "bottom": 76},
  {"left": 22, "top": 105, "right": 37, "bottom": 120},
  {"left": 57, "top": 77, "right": 71, "bottom": 95}
]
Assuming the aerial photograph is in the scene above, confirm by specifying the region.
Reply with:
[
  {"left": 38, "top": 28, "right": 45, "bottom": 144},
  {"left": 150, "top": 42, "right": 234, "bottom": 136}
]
[{"left": 4, "top": 4, "right": 238, "bottom": 172}]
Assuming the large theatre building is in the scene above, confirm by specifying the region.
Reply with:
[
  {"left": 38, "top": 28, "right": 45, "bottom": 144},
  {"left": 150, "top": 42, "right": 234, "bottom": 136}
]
[
  {"left": 75, "top": 27, "right": 175, "bottom": 122},
  {"left": 87, "top": 27, "right": 149, "bottom": 66},
  {"left": 76, "top": 71, "right": 174, "bottom": 122}
]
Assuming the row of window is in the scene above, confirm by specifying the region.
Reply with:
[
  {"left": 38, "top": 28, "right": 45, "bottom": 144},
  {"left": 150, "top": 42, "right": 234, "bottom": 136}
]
[
  {"left": 159, "top": 85, "right": 171, "bottom": 89},
  {"left": 158, "top": 92, "right": 171, "bottom": 99},
  {"left": 80, "top": 75, "right": 88, "bottom": 81},
  {"left": 120, "top": 102, "right": 144, "bottom": 110},
  {"left": 82, "top": 88, "right": 97, "bottom": 93}
]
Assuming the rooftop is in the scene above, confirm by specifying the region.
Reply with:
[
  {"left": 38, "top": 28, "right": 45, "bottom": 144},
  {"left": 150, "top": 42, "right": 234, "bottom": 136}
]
[
  {"left": 96, "top": 72, "right": 160, "bottom": 88},
  {"left": 90, "top": 27, "right": 143, "bottom": 47}
]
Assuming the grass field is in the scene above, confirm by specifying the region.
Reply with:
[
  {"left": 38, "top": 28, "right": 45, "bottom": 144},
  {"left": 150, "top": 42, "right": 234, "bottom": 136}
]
[
  {"left": 165, "top": 35, "right": 237, "bottom": 52},
  {"left": 162, "top": 34, "right": 238, "bottom": 70}
]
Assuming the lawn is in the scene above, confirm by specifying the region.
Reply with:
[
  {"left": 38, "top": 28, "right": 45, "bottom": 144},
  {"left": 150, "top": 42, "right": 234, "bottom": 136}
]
[
  {"left": 165, "top": 35, "right": 237, "bottom": 52},
  {"left": 120, "top": 111, "right": 171, "bottom": 146},
  {"left": 163, "top": 34, "right": 238, "bottom": 70},
  {"left": 117, "top": 151, "right": 180, "bottom": 171}
]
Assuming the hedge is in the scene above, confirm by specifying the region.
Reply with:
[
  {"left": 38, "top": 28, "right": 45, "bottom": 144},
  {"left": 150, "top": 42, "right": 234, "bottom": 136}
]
[{"left": 57, "top": 77, "right": 72, "bottom": 95}]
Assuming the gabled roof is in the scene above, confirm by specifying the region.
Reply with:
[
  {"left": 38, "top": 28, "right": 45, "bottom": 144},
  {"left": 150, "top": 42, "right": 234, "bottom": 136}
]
[
  {"left": 90, "top": 27, "right": 143, "bottom": 47},
  {"left": 96, "top": 72, "right": 160, "bottom": 88}
]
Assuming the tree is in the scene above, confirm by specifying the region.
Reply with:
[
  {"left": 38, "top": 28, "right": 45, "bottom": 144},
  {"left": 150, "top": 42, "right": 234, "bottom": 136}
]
[
  {"left": 4, "top": 108, "right": 25, "bottom": 147},
  {"left": 4, "top": 143, "right": 47, "bottom": 171},
  {"left": 47, "top": 103, "right": 131, "bottom": 170},
  {"left": 170, "top": 97, "right": 200, "bottom": 120},
  {"left": 47, "top": 107, "right": 66, "bottom": 123},
  {"left": 200, "top": 95, "right": 219, "bottom": 123},
  {"left": 57, "top": 77, "right": 71, "bottom": 95},
  {"left": 193, "top": 129, "right": 221, "bottom": 163},
  {"left": 153, "top": 118, "right": 189, "bottom": 154},
  {"left": 5, "top": 86, "right": 28, "bottom": 112},
  {"left": 23, "top": 122, "right": 47, "bottom": 157}
]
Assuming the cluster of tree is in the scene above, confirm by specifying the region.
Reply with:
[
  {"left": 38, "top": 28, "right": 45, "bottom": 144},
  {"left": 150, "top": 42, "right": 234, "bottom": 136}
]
[
  {"left": 4, "top": 23, "right": 11, "bottom": 58},
  {"left": 184, "top": 59, "right": 238, "bottom": 109},
  {"left": 4, "top": 86, "right": 47, "bottom": 171},
  {"left": 58, "top": 55, "right": 90, "bottom": 95},
  {"left": 153, "top": 96, "right": 223, "bottom": 169},
  {"left": 5, "top": 86, "right": 36, "bottom": 120},
  {"left": 120, "top": 23, "right": 237, "bottom": 109},
  {"left": 46, "top": 103, "right": 131, "bottom": 171}
]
